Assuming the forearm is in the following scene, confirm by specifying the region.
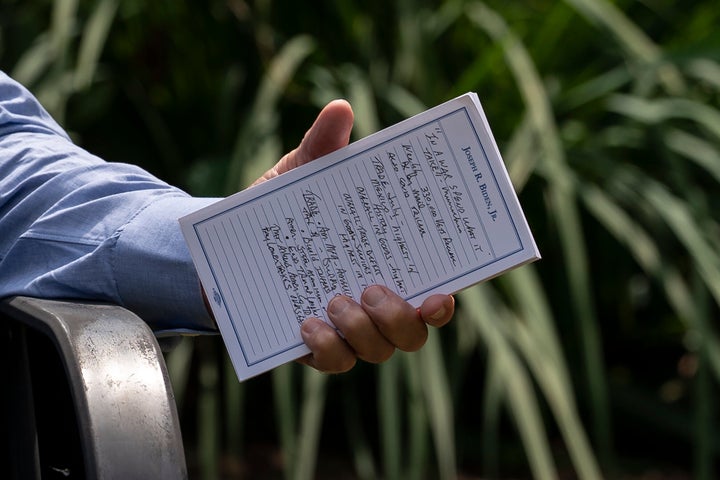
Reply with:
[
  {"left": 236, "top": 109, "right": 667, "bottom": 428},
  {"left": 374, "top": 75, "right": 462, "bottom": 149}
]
[{"left": 0, "top": 71, "right": 217, "bottom": 331}]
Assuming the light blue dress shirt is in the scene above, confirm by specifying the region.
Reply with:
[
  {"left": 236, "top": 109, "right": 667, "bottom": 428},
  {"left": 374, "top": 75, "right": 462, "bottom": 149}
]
[{"left": 0, "top": 71, "right": 218, "bottom": 332}]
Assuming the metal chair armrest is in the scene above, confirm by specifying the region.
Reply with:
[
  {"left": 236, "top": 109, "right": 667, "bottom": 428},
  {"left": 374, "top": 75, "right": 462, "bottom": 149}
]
[{"left": 0, "top": 296, "right": 187, "bottom": 479}]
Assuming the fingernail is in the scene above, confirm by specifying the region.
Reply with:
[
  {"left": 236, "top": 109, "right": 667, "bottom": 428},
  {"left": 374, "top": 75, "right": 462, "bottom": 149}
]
[
  {"left": 429, "top": 306, "right": 447, "bottom": 322},
  {"left": 429, "top": 295, "right": 454, "bottom": 323},
  {"left": 327, "top": 295, "right": 350, "bottom": 316},
  {"left": 363, "top": 285, "right": 387, "bottom": 307},
  {"left": 301, "top": 318, "right": 321, "bottom": 335}
]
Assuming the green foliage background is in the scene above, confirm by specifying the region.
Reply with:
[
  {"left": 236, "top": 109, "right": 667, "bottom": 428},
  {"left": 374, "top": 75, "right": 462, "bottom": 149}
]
[{"left": 3, "top": 0, "right": 720, "bottom": 478}]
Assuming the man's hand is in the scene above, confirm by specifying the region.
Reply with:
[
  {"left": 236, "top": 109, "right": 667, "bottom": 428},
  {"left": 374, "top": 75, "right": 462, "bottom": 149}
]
[
  {"left": 299, "top": 287, "right": 454, "bottom": 373},
  {"left": 254, "top": 100, "right": 455, "bottom": 374}
]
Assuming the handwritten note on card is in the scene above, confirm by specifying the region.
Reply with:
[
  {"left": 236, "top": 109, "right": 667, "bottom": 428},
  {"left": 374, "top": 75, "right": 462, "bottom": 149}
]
[{"left": 181, "top": 93, "right": 540, "bottom": 381}]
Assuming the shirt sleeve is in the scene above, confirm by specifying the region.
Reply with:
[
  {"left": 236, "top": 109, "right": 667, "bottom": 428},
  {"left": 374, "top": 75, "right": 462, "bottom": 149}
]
[{"left": 0, "top": 70, "right": 219, "bottom": 332}]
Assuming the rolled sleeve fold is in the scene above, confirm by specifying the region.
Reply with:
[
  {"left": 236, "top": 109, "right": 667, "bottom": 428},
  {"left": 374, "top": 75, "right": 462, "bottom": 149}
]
[
  {"left": 0, "top": 69, "right": 222, "bottom": 333},
  {"left": 113, "top": 194, "right": 219, "bottom": 331}
]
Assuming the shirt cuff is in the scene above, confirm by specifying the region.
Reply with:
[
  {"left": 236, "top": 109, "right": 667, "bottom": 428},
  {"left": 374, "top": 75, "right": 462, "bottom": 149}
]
[{"left": 112, "top": 193, "right": 221, "bottom": 332}]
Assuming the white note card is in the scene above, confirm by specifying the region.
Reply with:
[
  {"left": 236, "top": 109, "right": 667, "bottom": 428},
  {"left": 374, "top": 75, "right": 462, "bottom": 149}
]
[{"left": 180, "top": 93, "right": 540, "bottom": 381}]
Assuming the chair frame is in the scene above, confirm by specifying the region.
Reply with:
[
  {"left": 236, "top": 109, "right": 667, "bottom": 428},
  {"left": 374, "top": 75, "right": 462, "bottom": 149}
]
[{"left": 1, "top": 296, "right": 187, "bottom": 479}]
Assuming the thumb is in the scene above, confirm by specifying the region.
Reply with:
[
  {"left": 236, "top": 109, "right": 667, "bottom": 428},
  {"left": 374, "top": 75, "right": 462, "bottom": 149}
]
[{"left": 252, "top": 99, "right": 354, "bottom": 186}]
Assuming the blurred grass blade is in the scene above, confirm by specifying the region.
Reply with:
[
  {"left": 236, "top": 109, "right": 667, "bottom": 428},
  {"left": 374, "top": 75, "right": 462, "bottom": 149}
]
[
  {"left": 198, "top": 339, "right": 220, "bottom": 480},
  {"left": 164, "top": 337, "right": 195, "bottom": 413},
  {"left": 425, "top": 0, "right": 466, "bottom": 39},
  {"left": 685, "top": 58, "right": 720, "bottom": 91},
  {"left": 44, "top": 0, "right": 79, "bottom": 121},
  {"left": 467, "top": 2, "right": 611, "bottom": 462},
  {"left": 50, "top": 0, "right": 78, "bottom": 71},
  {"left": 510, "top": 318, "right": 603, "bottom": 480},
  {"left": 10, "top": 35, "right": 53, "bottom": 87},
  {"left": 273, "top": 364, "right": 297, "bottom": 480},
  {"left": 500, "top": 277, "right": 602, "bottom": 479},
  {"left": 227, "top": 35, "right": 315, "bottom": 192},
  {"left": 418, "top": 329, "right": 457, "bottom": 480},
  {"left": 394, "top": 0, "right": 425, "bottom": 89},
  {"left": 378, "top": 356, "right": 402, "bottom": 480},
  {"left": 461, "top": 285, "right": 558, "bottom": 480},
  {"left": 224, "top": 354, "right": 245, "bottom": 453},
  {"left": 308, "top": 65, "right": 346, "bottom": 108},
  {"left": 503, "top": 113, "right": 539, "bottom": 192},
  {"left": 691, "top": 273, "right": 713, "bottom": 480},
  {"left": 292, "top": 368, "right": 328, "bottom": 480},
  {"left": 75, "top": 0, "right": 118, "bottom": 89},
  {"left": 402, "top": 353, "right": 430, "bottom": 480},
  {"left": 603, "top": 169, "right": 720, "bottom": 383},
  {"left": 559, "top": 67, "right": 630, "bottom": 111},
  {"left": 383, "top": 84, "right": 427, "bottom": 119},
  {"left": 481, "top": 355, "right": 504, "bottom": 479},
  {"left": 343, "top": 383, "right": 378, "bottom": 480},
  {"left": 563, "top": 0, "right": 684, "bottom": 93},
  {"left": 12, "top": 0, "right": 116, "bottom": 120},
  {"left": 607, "top": 95, "right": 720, "bottom": 141},
  {"left": 499, "top": 265, "right": 602, "bottom": 479},
  {"left": 501, "top": 267, "right": 567, "bottom": 384},
  {"left": 665, "top": 128, "right": 720, "bottom": 184},
  {"left": 342, "top": 65, "right": 381, "bottom": 139},
  {"left": 636, "top": 178, "right": 720, "bottom": 306},
  {"left": 580, "top": 183, "right": 663, "bottom": 275}
]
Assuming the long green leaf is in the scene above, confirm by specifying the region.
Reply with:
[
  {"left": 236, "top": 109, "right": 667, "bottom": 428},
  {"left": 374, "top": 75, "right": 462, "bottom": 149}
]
[
  {"left": 418, "top": 329, "right": 457, "bottom": 480},
  {"left": 10, "top": 35, "right": 53, "bottom": 87},
  {"left": 378, "top": 356, "right": 402, "bottom": 480},
  {"left": 563, "top": 0, "right": 684, "bottom": 94},
  {"left": 481, "top": 355, "right": 504, "bottom": 479},
  {"left": 665, "top": 128, "right": 720, "bottom": 185},
  {"left": 402, "top": 352, "right": 430, "bottom": 480},
  {"left": 461, "top": 285, "right": 558, "bottom": 480},
  {"left": 607, "top": 95, "right": 720, "bottom": 141},
  {"left": 467, "top": 3, "right": 611, "bottom": 462},
  {"left": 292, "top": 369, "right": 328, "bottom": 480},
  {"left": 505, "top": 304, "right": 603, "bottom": 480},
  {"left": 75, "top": 0, "right": 118, "bottom": 89},
  {"left": 273, "top": 364, "right": 297, "bottom": 480},
  {"left": 227, "top": 35, "right": 315, "bottom": 192},
  {"left": 598, "top": 169, "right": 720, "bottom": 383}
]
